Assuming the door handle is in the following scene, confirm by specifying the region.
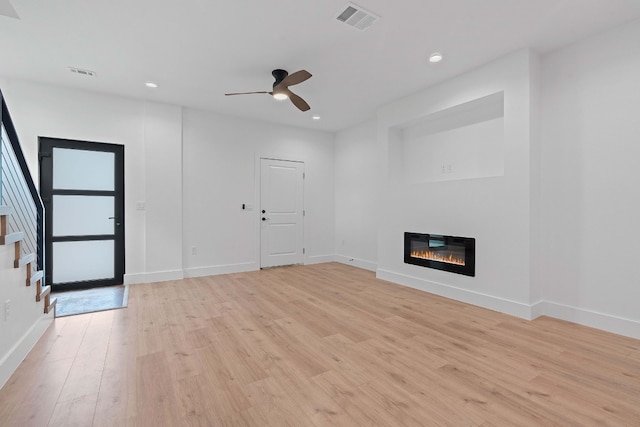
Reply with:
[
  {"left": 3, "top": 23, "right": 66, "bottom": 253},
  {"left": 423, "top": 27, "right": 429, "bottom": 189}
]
[
  {"left": 109, "top": 217, "right": 122, "bottom": 226},
  {"left": 262, "top": 217, "right": 270, "bottom": 221}
]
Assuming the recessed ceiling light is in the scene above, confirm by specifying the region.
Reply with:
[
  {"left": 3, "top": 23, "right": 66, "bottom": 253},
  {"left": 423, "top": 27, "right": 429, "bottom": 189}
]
[
  {"left": 273, "top": 93, "right": 288, "bottom": 101},
  {"left": 429, "top": 52, "right": 443, "bottom": 63},
  {"left": 312, "top": 116, "right": 321, "bottom": 120},
  {"left": 145, "top": 81, "right": 158, "bottom": 88}
]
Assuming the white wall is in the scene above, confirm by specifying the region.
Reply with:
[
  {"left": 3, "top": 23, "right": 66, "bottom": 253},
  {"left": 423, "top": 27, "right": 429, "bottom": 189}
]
[
  {"left": 375, "top": 50, "right": 538, "bottom": 318},
  {"left": 539, "top": 19, "right": 640, "bottom": 337},
  {"left": 332, "top": 21, "right": 640, "bottom": 338},
  {"left": 0, "top": 78, "right": 183, "bottom": 283},
  {"left": 181, "top": 108, "right": 335, "bottom": 277},
  {"left": 138, "top": 102, "right": 184, "bottom": 282},
  {"left": 0, "top": 237, "right": 54, "bottom": 389},
  {"left": 334, "top": 120, "right": 378, "bottom": 271},
  {"left": 0, "top": 78, "right": 336, "bottom": 283}
]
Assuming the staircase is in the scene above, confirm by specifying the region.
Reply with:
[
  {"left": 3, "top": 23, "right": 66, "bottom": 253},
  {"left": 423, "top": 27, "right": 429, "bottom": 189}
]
[
  {"left": 1, "top": 88, "right": 53, "bottom": 389},
  {"left": 0, "top": 205, "right": 54, "bottom": 314}
]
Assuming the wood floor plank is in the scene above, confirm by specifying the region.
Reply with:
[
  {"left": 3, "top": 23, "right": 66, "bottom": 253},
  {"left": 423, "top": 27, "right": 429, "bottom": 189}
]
[
  {"left": 57, "top": 311, "right": 114, "bottom": 403},
  {"left": 1, "top": 262, "right": 639, "bottom": 426},
  {"left": 135, "top": 351, "right": 180, "bottom": 426},
  {"left": 93, "top": 308, "right": 138, "bottom": 426},
  {"left": 48, "top": 393, "right": 98, "bottom": 427}
]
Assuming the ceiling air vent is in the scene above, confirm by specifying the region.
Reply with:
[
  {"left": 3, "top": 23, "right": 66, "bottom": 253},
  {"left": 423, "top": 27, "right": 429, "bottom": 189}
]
[
  {"left": 336, "top": 2, "right": 379, "bottom": 31},
  {"left": 69, "top": 67, "right": 96, "bottom": 77}
]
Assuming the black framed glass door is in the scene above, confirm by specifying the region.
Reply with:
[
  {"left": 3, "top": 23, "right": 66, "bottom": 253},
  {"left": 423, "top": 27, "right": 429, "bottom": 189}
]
[{"left": 39, "top": 137, "right": 125, "bottom": 291}]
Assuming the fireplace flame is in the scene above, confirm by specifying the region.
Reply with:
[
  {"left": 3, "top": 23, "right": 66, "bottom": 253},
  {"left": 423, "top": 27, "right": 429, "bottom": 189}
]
[{"left": 410, "top": 250, "right": 465, "bottom": 266}]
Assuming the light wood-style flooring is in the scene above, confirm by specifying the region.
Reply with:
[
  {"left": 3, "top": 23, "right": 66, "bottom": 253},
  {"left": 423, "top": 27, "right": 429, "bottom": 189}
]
[{"left": 1, "top": 263, "right": 639, "bottom": 426}]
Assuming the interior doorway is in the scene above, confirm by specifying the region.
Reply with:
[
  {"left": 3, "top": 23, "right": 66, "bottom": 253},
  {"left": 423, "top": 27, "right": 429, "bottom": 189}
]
[
  {"left": 260, "top": 158, "right": 304, "bottom": 268},
  {"left": 39, "top": 137, "right": 125, "bottom": 291}
]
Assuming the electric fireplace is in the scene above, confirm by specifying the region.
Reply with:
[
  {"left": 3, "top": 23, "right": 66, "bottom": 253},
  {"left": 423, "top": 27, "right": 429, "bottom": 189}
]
[{"left": 404, "top": 232, "right": 475, "bottom": 276}]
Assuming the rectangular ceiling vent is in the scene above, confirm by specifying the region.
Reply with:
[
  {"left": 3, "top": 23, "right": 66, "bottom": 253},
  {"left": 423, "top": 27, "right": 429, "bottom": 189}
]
[
  {"left": 336, "top": 2, "right": 380, "bottom": 31},
  {"left": 69, "top": 67, "right": 96, "bottom": 77}
]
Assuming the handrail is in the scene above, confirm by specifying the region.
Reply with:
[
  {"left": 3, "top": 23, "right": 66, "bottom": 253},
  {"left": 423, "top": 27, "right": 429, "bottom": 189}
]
[{"left": 0, "top": 88, "right": 45, "bottom": 278}]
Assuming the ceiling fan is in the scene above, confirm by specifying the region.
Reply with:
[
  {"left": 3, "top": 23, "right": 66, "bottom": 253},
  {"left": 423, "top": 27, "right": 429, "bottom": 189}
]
[{"left": 225, "top": 69, "right": 312, "bottom": 112}]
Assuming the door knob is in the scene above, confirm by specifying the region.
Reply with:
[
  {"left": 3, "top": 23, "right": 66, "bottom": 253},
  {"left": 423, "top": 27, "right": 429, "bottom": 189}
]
[
  {"left": 262, "top": 210, "right": 266, "bottom": 214},
  {"left": 262, "top": 217, "right": 269, "bottom": 221}
]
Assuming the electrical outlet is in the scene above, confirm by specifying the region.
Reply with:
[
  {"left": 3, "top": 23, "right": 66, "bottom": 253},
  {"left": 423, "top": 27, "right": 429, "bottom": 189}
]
[{"left": 4, "top": 300, "right": 10, "bottom": 321}]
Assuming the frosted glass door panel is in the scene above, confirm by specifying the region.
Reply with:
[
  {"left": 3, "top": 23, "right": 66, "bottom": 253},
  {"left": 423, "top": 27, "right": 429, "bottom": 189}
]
[
  {"left": 53, "top": 240, "right": 114, "bottom": 283},
  {"left": 53, "top": 148, "right": 115, "bottom": 190},
  {"left": 53, "top": 195, "right": 114, "bottom": 236}
]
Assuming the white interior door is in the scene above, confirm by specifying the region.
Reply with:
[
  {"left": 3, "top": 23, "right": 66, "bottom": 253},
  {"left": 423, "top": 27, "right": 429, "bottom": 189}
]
[{"left": 260, "top": 158, "right": 304, "bottom": 268}]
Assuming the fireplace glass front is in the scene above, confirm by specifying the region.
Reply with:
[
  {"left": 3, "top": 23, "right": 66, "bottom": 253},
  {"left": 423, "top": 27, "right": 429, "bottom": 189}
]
[{"left": 404, "top": 232, "right": 475, "bottom": 276}]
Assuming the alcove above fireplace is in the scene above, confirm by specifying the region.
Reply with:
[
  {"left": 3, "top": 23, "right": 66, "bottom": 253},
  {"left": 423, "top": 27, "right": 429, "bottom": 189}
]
[{"left": 404, "top": 232, "right": 475, "bottom": 276}]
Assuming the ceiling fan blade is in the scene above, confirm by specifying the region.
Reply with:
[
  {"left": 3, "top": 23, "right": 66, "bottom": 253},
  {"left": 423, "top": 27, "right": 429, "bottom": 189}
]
[
  {"left": 280, "top": 70, "right": 312, "bottom": 87},
  {"left": 225, "top": 91, "right": 271, "bottom": 96},
  {"left": 287, "top": 90, "right": 311, "bottom": 112}
]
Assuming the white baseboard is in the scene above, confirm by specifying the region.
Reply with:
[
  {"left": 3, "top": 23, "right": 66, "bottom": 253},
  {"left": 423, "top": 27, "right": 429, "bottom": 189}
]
[
  {"left": 530, "top": 300, "right": 546, "bottom": 319},
  {"left": 535, "top": 301, "right": 640, "bottom": 340},
  {"left": 124, "top": 269, "right": 184, "bottom": 285},
  {"left": 374, "top": 269, "right": 640, "bottom": 340},
  {"left": 334, "top": 254, "right": 377, "bottom": 272},
  {"left": 183, "top": 262, "right": 259, "bottom": 278},
  {"left": 376, "top": 268, "right": 533, "bottom": 319},
  {"left": 0, "top": 312, "right": 54, "bottom": 389},
  {"left": 305, "top": 254, "right": 335, "bottom": 265}
]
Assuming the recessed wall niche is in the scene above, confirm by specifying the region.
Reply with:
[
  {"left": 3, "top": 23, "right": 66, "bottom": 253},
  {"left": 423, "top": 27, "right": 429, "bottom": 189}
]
[{"left": 388, "top": 91, "right": 504, "bottom": 184}]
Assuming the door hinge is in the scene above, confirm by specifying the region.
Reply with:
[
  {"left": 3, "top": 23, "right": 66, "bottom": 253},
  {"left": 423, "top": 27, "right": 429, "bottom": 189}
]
[
  {"left": 303, "top": 248, "right": 305, "bottom": 254},
  {"left": 303, "top": 210, "right": 306, "bottom": 216},
  {"left": 303, "top": 172, "right": 305, "bottom": 179}
]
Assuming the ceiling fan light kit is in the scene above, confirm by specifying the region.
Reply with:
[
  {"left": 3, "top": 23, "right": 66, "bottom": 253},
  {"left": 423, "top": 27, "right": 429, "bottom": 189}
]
[
  {"left": 225, "top": 69, "right": 312, "bottom": 112},
  {"left": 273, "top": 92, "right": 289, "bottom": 100}
]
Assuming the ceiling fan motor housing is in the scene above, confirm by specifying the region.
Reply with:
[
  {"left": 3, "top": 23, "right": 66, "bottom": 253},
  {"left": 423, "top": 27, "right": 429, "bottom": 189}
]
[{"left": 272, "top": 69, "right": 289, "bottom": 88}]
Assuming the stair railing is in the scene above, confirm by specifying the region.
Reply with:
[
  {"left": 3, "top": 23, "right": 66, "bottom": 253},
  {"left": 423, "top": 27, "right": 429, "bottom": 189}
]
[{"left": 0, "top": 89, "right": 45, "bottom": 280}]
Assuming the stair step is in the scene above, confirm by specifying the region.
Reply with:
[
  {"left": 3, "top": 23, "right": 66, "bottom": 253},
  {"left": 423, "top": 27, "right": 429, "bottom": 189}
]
[
  {"left": 37, "top": 285, "right": 51, "bottom": 302},
  {"left": 0, "top": 205, "right": 13, "bottom": 238},
  {"left": 0, "top": 231, "right": 24, "bottom": 245},
  {"left": 0, "top": 206, "right": 11, "bottom": 237},
  {"left": 45, "top": 297, "right": 57, "bottom": 315},
  {"left": 15, "top": 252, "right": 35, "bottom": 269},
  {"left": 30, "top": 270, "right": 44, "bottom": 287}
]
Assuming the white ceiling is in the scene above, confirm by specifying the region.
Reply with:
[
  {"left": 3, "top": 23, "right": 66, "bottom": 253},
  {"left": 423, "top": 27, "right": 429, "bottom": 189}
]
[{"left": 2, "top": 0, "right": 640, "bottom": 132}]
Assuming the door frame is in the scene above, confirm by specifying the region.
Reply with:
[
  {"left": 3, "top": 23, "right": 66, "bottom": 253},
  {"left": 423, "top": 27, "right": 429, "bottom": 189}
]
[
  {"left": 39, "top": 137, "right": 125, "bottom": 291},
  {"left": 256, "top": 156, "right": 305, "bottom": 268}
]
